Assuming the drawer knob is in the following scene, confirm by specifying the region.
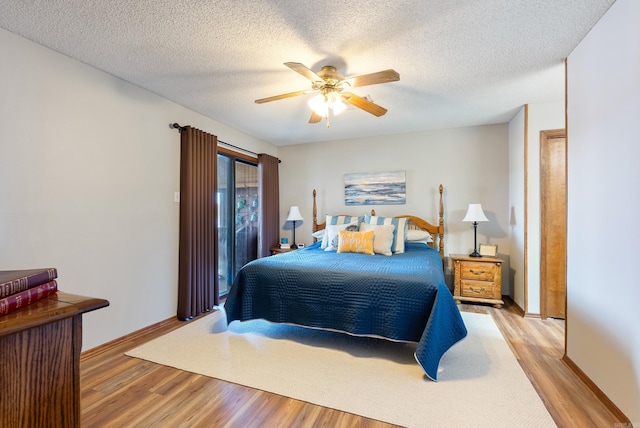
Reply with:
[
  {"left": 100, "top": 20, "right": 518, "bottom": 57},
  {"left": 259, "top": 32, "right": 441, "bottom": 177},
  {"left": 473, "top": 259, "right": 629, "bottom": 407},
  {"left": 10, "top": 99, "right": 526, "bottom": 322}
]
[
  {"left": 470, "top": 269, "right": 486, "bottom": 274},
  {"left": 469, "top": 286, "right": 486, "bottom": 293}
]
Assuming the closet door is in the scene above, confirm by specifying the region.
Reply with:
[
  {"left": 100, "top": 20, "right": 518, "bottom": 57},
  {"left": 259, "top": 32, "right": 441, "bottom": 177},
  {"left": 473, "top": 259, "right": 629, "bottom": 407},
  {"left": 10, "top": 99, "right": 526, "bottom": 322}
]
[{"left": 540, "top": 129, "right": 567, "bottom": 319}]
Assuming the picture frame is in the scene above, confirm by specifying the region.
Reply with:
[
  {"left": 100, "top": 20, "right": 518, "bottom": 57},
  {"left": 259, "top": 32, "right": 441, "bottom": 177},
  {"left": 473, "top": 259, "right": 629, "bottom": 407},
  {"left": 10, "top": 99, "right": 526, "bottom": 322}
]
[
  {"left": 344, "top": 170, "right": 406, "bottom": 206},
  {"left": 479, "top": 244, "right": 498, "bottom": 257}
]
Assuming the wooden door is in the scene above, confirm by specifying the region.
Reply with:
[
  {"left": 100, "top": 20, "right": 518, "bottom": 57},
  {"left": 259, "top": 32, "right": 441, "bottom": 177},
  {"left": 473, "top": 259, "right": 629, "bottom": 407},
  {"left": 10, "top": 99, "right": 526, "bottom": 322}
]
[{"left": 540, "top": 129, "right": 566, "bottom": 319}]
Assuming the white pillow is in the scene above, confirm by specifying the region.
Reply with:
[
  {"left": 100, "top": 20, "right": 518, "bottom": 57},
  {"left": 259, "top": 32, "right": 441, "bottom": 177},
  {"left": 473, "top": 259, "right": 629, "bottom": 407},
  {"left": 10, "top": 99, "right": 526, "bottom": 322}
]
[
  {"left": 324, "top": 223, "right": 359, "bottom": 251},
  {"left": 359, "top": 223, "right": 395, "bottom": 256},
  {"left": 406, "top": 229, "right": 434, "bottom": 243},
  {"left": 312, "top": 230, "right": 325, "bottom": 241},
  {"left": 321, "top": 215, "right": 362, "bottom": 249}
]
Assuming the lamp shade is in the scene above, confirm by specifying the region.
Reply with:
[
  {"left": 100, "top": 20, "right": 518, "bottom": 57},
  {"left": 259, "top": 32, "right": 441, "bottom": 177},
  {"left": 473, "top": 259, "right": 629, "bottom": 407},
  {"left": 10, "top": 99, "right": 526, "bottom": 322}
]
[
  {"left": 286, "top": 206, "right": 303, "bottom": 222},
  {"left": 462, "top": 204, "right": 489, "bottom": 222}
]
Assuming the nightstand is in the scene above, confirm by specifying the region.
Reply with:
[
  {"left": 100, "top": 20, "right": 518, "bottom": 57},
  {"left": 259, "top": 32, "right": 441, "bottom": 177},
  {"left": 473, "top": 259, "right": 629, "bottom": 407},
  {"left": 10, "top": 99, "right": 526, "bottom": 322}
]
[
  {"left": 270, "top": 246, "right": 297, "bottom": 255},
  {"left": 451, "top": 254, "right": 504, "bottom": 308}
]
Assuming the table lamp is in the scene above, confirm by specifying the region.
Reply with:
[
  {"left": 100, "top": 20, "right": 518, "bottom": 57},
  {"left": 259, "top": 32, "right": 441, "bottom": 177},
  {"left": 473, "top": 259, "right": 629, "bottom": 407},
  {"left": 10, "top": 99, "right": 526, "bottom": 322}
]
[
  {"left": 462, "top": 203, "right": 489, "bottom": 257},
  {"left": 286, "top": 206, "right": 303, "bottom": 249}
]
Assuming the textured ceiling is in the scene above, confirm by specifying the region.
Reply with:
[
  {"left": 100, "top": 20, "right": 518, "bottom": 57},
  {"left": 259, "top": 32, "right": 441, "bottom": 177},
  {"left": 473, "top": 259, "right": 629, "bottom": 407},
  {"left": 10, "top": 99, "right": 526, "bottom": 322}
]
[{"left": 0, "top": 0, "right": 615, "bottom": 146}]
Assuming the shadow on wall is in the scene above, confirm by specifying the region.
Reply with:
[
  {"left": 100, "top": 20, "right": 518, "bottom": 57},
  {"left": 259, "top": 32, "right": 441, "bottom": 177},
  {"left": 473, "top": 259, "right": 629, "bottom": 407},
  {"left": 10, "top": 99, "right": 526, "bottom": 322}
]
[{"left": 500, "top": 254, "right": 512, "bottom": 298}]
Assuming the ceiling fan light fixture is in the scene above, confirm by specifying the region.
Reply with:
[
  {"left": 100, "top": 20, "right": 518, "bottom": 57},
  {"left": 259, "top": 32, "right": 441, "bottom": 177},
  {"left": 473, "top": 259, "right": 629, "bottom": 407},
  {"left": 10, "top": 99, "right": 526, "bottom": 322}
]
[
  {"left": 308, "top": 91, "right": 346, "bottom": 117},
  {"left": 308, "top": 94, "right": 329, "bottom": 117},
  {"left": 330, "top": 100, "right": 347, "bottom": 116},
  {"left": 327, "top": 92, "right": 346, "bottom": 115}
]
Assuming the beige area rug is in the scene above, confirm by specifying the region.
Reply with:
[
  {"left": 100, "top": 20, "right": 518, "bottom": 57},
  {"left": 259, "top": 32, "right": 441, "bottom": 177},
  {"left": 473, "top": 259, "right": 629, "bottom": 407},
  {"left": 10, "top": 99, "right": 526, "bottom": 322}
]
[{"left": 126, "top": 310, "right": 556, "bottom": 428}]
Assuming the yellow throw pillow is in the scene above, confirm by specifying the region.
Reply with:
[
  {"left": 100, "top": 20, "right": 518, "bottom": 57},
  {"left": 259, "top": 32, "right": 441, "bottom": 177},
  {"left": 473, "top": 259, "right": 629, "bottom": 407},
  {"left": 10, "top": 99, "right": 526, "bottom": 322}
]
[{"left": 337, "top": 230, "right": 375, "bottom": 255}]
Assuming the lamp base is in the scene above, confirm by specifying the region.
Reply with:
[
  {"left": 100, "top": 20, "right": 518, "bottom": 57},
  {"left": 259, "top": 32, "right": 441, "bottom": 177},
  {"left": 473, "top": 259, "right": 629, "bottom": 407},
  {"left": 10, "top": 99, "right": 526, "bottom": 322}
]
[
  {"left": 469, "top": 250, "right": 482, "bottom": 257},
  {"left": 291, "top": 220, "right": 297, "bottom": 249}
]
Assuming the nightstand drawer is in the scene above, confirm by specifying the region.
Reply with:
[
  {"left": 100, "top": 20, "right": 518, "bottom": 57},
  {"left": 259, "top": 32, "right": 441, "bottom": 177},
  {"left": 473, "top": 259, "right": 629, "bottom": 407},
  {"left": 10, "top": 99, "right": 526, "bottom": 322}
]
[
  {"left": 459, "top": 262, "right": 496, "bottom": 281},
  {"left": 460, "top": 279, "right": 497, "bottom": 299}
]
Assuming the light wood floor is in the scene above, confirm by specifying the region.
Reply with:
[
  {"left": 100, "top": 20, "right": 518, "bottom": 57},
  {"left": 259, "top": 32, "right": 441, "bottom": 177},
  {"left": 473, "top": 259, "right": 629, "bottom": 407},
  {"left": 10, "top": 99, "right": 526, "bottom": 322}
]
[{"left": 80, "top": 300, "right": 624, "bottom": 427}]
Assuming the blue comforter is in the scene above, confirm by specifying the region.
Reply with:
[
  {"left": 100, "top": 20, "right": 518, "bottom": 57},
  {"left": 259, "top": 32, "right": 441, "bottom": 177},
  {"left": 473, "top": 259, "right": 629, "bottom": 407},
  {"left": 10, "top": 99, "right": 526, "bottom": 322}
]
[{"left": 225, "top": 241, "right": 467, "bottom": 380}]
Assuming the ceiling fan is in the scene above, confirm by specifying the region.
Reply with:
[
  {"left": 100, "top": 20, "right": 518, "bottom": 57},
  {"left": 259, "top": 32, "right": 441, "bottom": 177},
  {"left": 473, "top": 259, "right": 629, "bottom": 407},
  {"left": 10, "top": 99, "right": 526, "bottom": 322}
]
[{"left": 255, "top": 62, "right": 400, "bottom": 125}]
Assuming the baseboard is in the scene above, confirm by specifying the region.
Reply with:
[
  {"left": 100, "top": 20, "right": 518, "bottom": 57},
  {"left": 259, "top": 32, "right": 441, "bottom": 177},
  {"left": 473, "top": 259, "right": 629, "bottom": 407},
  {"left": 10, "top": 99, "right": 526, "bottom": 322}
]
[
  {"left": 561, "top": 355, "right": 631, "bottom": 424},
  {"left": 502, "top": 296, "right": 525, "bottom": 317},
  {"left": 523, "top": 312, "right": 541, "bottom": 319},
  {"left": 80, "top": 315, "right": 179, "bottom": 360},
  {"left": 500, "top": 295, "right": 545, "bottom": 319}
]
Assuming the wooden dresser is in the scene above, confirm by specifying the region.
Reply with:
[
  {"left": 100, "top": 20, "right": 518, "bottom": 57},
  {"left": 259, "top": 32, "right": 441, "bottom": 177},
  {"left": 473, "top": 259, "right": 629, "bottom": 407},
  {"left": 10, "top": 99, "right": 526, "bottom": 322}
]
[
  {"left": 0, "top": 292, "right": 109, "bottom": 428},
  {"left": 451, "top": 254, "right": 504, "bottom": 308}
]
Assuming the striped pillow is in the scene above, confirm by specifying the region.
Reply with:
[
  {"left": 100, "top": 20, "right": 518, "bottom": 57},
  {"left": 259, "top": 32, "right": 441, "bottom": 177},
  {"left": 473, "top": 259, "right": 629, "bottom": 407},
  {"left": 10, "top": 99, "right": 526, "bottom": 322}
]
[
  {"left": 320, "top": 215, "right": 363, "bottom": 249},
  {"left": 364, "top": 215, "right": 408, "bottom": 254}
]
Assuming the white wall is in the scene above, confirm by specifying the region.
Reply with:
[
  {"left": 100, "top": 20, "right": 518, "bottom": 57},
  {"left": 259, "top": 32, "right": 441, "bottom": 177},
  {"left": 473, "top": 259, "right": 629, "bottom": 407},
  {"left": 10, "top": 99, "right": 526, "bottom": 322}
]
[
  {"left": 508, "top": 101, "right": 565, "bottom": 314},
  {"left": 0, "top": 28, "right": 277, "bottom": 350},
  {"left": 278, "top": 124, "right": 510, "bottom": 290},
  {"left": 566, "top": 0, "right": 639, "bottom": 421}
]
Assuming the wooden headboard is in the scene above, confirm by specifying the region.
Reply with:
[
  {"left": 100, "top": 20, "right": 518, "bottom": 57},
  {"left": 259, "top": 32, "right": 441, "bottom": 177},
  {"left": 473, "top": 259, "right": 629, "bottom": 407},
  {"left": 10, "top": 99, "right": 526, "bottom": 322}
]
[{"left": 312, "top": 184, "right": 445, "bottom": 263}]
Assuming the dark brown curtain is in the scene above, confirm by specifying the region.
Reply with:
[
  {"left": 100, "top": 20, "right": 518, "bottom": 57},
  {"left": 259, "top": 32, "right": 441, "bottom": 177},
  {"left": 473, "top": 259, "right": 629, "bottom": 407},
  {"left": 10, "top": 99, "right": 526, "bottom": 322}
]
[
  {"left": 177, "top": 126, "right": 218, "bottom": 320},
  {"left": 257, "top": 154, "right": 279, "bottom": 258}
]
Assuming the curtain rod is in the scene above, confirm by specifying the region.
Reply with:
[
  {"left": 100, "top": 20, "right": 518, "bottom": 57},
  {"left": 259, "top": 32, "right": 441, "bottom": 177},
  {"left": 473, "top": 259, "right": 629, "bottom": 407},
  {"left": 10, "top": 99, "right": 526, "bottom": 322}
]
[{"left": 171, "top": 122, "right": 264, "bottom": 159}]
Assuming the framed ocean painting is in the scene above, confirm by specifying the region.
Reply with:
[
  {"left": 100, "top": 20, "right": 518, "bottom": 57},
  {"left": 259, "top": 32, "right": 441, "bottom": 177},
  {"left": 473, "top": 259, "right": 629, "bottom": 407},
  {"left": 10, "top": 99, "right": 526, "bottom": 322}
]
[{"left": 344, "top": 170, "right": 406, "bottom": 205}]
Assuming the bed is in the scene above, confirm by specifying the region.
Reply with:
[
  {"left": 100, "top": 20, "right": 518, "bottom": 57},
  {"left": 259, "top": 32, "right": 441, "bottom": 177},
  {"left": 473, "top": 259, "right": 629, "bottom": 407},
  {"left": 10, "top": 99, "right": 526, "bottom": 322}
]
[{"left": 224, "top": 184, "right": 467, "bottom": 380}]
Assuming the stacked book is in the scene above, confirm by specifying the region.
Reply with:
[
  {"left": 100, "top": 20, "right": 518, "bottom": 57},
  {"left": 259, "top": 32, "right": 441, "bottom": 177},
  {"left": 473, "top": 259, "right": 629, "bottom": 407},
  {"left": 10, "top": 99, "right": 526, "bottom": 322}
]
[{"left": 0, "top": 268, "right": 59, "bottom": 316}]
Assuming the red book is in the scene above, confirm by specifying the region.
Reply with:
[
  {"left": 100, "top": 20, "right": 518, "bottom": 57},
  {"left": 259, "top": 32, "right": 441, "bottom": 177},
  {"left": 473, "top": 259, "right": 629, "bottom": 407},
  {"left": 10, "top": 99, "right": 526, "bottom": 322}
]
[
  {"left": 0, "top": 280, "right": 58, "bottom": 316},
  {"left": 0, "top": 268, "right": 58, "bottom": 299}
]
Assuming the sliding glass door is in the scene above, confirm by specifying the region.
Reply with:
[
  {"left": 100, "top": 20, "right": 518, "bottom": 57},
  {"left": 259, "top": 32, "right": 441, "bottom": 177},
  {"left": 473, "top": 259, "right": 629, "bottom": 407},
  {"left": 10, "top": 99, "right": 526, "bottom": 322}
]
[{"left": 217, "top": 154, "right": 259, "bottom": 297}]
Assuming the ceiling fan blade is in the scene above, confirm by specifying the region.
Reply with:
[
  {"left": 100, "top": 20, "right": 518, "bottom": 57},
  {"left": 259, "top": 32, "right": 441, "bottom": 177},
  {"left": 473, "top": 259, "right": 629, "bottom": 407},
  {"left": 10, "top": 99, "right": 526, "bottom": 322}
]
[
  {"left": 342, "top": 93, "right": 388, "bottom": 117},
  {"left": 284, "top": 62, "right": 324, "bottom": 83},
  {"left": 344, "top": 69, "right": 400, "bottom": 88},
  {"left": 255, "top": 90, "right": 308, "bottom": 104},
  {"left": 309, "top": 111, "right": 323, "bottom": 124}
]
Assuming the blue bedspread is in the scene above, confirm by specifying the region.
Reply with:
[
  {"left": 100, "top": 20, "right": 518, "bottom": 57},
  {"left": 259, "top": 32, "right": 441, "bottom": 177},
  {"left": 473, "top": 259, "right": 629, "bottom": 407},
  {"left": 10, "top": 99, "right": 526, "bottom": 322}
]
[{"left": 224, "top": 241, "right": 467, "bottom": 380}]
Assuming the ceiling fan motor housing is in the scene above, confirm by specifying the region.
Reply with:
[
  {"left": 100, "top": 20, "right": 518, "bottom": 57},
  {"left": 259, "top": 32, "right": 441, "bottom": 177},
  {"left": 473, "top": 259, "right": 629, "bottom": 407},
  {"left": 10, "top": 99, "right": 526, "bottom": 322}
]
[{"left": 316, "top": 65, "right": 344, "bottom": 85}]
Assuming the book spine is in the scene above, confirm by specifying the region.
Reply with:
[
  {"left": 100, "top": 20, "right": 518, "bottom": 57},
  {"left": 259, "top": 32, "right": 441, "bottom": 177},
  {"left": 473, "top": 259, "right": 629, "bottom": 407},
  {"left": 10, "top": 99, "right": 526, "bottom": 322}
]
[
  {"left": 0, "top": 268, "right": 58, "bottom": 299},
  {"left": 0, "top": 280, "right": 58, "bottom": 315}
]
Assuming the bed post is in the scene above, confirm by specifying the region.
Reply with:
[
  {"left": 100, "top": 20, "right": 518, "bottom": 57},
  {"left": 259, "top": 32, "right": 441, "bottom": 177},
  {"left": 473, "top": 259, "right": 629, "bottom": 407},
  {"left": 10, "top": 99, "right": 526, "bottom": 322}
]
[
  {"left": 438, "top": 184, "right": 445, "bottom": 264},
  {"left": 312, "top": 189, "right": 318, "bottom": 234}
]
